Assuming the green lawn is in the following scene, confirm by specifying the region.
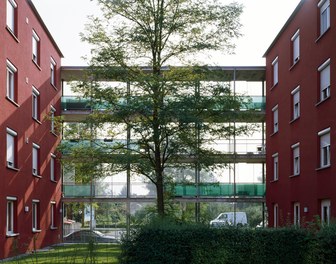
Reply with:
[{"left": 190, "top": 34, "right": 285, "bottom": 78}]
[{"left": 3, "top": 244, "right": 121, "bottom": 264}]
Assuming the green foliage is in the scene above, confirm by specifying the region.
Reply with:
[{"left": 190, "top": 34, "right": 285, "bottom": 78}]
[{"left": 120, "top": 221, "right": 336, "bottom": 264}]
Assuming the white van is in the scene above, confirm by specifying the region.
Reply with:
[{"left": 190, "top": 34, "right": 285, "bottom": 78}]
[{"left": 210, "top": 212, "right": 248, "bottom": 227}]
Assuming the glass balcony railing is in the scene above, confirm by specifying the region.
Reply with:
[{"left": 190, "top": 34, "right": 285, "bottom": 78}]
[
  {"left": 63, "top": 183, "right": 265, "bottom": 198},
  {"left": 61, "top": 96, "right": 265, "bottom": 112}
]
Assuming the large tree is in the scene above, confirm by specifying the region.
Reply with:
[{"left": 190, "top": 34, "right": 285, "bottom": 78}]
[{"left": 64, "top": 0, "right": 251, "bottom": 217}]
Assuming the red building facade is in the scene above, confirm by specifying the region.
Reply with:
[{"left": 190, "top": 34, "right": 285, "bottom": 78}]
[
  {"left": 0, "top": 0, "right": 62, "bottom": 259},
  {"left": 265, "top": 0, "right": 336, "bottom": 227}
]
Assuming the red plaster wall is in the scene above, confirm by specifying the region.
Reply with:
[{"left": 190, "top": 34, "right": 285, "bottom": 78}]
[
  {"left": 0, "top": 0, "right": 62, "bottom": 259},
  {"left": 266, "top": 0, "right": 336, "bottom": 227}
]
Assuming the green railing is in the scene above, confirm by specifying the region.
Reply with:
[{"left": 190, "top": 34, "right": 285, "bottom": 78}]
[
  {"left": 61, "top": 96, "right": 265, "bottom": 112},
  {"left": 63, "top": 183, "right": 265, "bottom": 198},
  {"left": 174, "top": 183, "right": 265, "bottom": 197}
]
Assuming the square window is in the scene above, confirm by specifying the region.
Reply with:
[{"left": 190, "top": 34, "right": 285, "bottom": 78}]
[
  {"left": 50, "top": 154, "right": 56, "bottom": 181},
  {"left": 50, "top": 58, "right": 56, "bottom": 87},
  {"left": 6, "top": 197, "right": 17, "bottom": 235},
  {"left": 272, "top": 105, "right": 278, "bottom": 133},
  {"left": 6, "top": 0, "right": 17, "bottom": 35},
  {"left": 50, "top": 106, "right": 56, "bottom": 134},
  {"left": 32, "top": 31, "right": 40, "bottom": 65},
  {"left": 272, "top": 57, "right": 278, "bottom": 86},
  {"left": 291, "top": 30, "right": 300, "bottom": 64},
  {"left": 6, "top": 60, "right": 17, "bottom": 103},
  {"left": 51, "top": 202, "right": 57, "bottom": 228},
  {"left": 32, "top": 144, "right": 40, "bottom": 176},
  {"left": 32, "top": 200, "right": 40, "bottom": 232},
  {"left": 6, "top": 128, "right": 17, "bottom": 169},
  {"left": 294, "top": 202, "right": 300, "bottom": 226},
  {"left": 292, "top": 87, "right": 300, "bottom": 120},
  {"left": 318, "top": 59, "right": 330, "bottom": 102},
  {"left": 292, "top": 143, "right": 300, "bottom": 175},
  {"left": 319, "top": 128, "right": 330, "bottom": 168},
  {"left": 32, "top": 87, "right": 40, "bottom": 121},
  {"left": 273, "top": 153, "right": 279, "bottom": 181},
  {"left": 321, "top": 199, "right": 330, "bottom": 225},
  {"left": 319, "top": 0, "right": 330, "bottom": 35}
]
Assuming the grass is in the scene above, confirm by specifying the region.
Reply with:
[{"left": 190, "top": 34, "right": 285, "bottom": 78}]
[{"left": 3, "top": 243, "right": 121, "bottom": 264}]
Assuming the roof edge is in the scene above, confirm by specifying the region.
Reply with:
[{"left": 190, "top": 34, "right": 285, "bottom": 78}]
[
  {"left": 263, "top": 0, "right": 305, "bottom": 58},
  {"left": 27, "top": 0, "right": 64, "bottom": 58}
]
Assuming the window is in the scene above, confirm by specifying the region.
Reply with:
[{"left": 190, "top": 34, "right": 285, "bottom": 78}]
[
  {"left": 50, "top": 154, "right": 56, "bottom": 181},
  {"left": 318, "top": 58, "right": 330, "bottom": 102},
  {"left": 321, "top": 199, "right": 330, "bottom": 225},
  {"left": 291, "top": 30, "right": 300, "bottom": 64},
  {"left": 274, "top": 204, "right": 279, "bottom": 228},
  {"left": 32, "top": 200, "right": 40, "bottom": 232},
  {"left": 273, "top": 153, "right": 279, "bottom": 181},
  {"left": 272, "top": 57, "right": 278, "bottom": 86},
  {"left": 6, "top": 0, "right": 17, "bottom": 35},
  {"left": 50, "top": 202, "right": 57, "bottom": 229},
  {"left": 32, "top": 143, "right": 40, "bottom": 176},
  {"left": 6, "top": 197, "right": 17, "bottom": 236},
  {"left": 319, "top": 0, "right": 330, "bottom": 35},
  {"left": 50, "top": 58, "right": 56, "bottom": 86},
  {"left": 6, "top": 128, "right": 17, "bottom": 169},
  {"left": 294, "top": 202, "right": 300, "bottom": 227},
  {"left": 319, "top": 128, "right": 330, "bottom": 168},
  {"left": 292, "top": 143, "right": 300, "bottom": 176},
  {"left": 32, "top": 30, "right": 40, "bottom": 65},
  {"left": 32, "top": 87, "right": 40, "bottom": 121},
  {"left": 6, "top": 59, "right": 17, "bottom": 103},
  {"left": 272, "top": 105, "right": 278, "bottom": 133},
  {"left": 292, "top": 86, "right": 300, "bottom": 120},
  {"left": 50, "top": 106, "right": 56, "bottom": 134}
]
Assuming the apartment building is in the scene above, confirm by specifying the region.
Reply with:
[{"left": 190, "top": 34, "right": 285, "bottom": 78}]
[
  {"left": 265, "top": 0, "right": 335, "bottom": 227},
  {"left": 0, "top": 0, "right": 62, "bottom": 259}
]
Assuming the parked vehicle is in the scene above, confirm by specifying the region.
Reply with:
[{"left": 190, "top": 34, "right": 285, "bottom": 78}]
[
  {"left": 63, "top": 229, "right": 118, "bottom": 243},
  {"left": 210, "top": 212, "right": 248, "bottom": 227}
]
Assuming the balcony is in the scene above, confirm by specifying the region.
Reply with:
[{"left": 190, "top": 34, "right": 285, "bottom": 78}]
[
  {"left": 61, "top": 96, "right": 265, "bottom": 112},
  {"left": 63, "top": 182, "right": 265, "bottom": 199}
]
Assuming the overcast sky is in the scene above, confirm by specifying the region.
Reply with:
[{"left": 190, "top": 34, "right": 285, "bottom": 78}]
[{"left": 31, "top": 0, "right": 301, "bottom": 66}]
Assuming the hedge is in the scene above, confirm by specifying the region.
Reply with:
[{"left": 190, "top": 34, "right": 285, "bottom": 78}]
[{"left": 119, "top": 220, "right": 336, "bottom": 264}]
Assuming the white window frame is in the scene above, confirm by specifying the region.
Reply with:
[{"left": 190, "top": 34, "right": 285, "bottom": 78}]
[
  {"left": 292, "top": 143, "right": 300, "bottom": 176},
  {"left": 32, "top": 200, "right": 41, "bottom": 232},
  {"left": 319, "top": 0, "right": 330, "bottom": 35},
  {"left": 272, "top": 105, "right": 279, "bottom": 133},
  {"left": 318, "top": 58, "right": 330, "bottom": 102},
  {"left": 291, "top": 30, "right": 300, "bottom": 64},
  {"left": 50, "top": 58, "right": 56, "bottom": 86},
  {"left": 319, "top": 127, "right": 331, "bottom": 168},
  {"left": 32, "top": 143, "right": 40, "bottom": 176},
  {"left": 6, "top": 0, "right": 17, "bottom": 34},
  {"left": 272, "top": 57, "right": 279, "bottom": 86},
  {"left": 50, "top": 201, "right": 57, "bottom": 229},
  {"left": 32, "top": 86, "right": 40, "bottom": 121},
  {"left": 294, "top": 202, "right": 300, "bottom": 227},
  {"left": 272, "top": 153, "right": 279, "bottom": 181},
  {"left": 274, "top": 204, "right": 279, "bottom": 228},
  {"left": 50, "top": 153, "right": 56, "bottom": 181},
  {"left": 32, "top": 30, "right": 40, "bottom": 64},
  {"left": 6, "top": 59, "right": 17, "bottom": 102},
  {"left": 321, "top": 199, "right": 331, "bottom": 225},
  {"left": 291, "top": 86, "right": 300, "bottom": 120},
  {"left": 6, "top": 196, "right": 17, "bottom": 236},
  {"left": 6, "top": 127, "right": 17, "bottom": 168},
  {"left": 50, "top": 105, "right": 56, "bottom": 134}
]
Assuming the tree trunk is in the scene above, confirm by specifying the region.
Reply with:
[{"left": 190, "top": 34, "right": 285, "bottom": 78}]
[{"left": 156, "top": 172, "right": 165, "bottom": 217}]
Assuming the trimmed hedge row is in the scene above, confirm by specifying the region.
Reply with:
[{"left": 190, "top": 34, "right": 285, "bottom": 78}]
[{"left": 119, "top": 221, "right": 336, "bottom": 264}]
